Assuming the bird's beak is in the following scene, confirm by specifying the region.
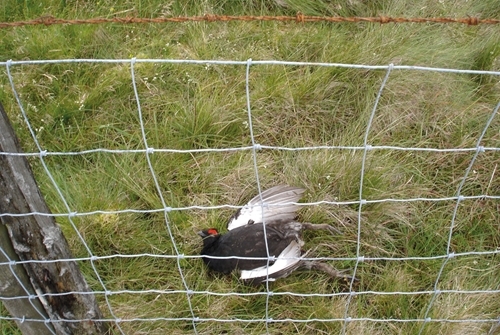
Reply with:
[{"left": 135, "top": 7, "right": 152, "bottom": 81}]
[{"left": 197, "top": 231, "right": 207, "bottom": 238}]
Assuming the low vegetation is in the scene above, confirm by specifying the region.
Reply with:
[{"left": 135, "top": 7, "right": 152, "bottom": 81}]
[{"left": 1, "top": 1, "right": 499, "bottom": 334}]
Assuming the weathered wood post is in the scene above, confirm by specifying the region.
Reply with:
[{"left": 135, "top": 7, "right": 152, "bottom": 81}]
[
  {"left": 0, "top": 221, "right": 56, "bottom": 335},
  {"left": 0, "top": 102, "right": 108, "bottom": 334}
]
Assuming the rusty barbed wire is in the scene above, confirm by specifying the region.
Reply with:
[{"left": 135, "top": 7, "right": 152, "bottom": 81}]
[{"left": 0, "top": 14, "right": 499, "bottom": 29}]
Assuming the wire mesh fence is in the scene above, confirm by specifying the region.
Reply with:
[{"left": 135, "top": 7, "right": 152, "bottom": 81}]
[{"left": 1, "top": 58, "right": 499, "bottom": 334}]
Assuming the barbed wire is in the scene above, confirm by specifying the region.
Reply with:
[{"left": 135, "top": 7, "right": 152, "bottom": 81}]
[{"left": 1, "top": 14, "right": 499, "bottom": 29}]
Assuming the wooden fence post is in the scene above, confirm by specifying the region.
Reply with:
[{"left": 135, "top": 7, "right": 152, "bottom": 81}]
[
  {"left": 0, "top": 102, "right": 109, "bottom": 335},
  {"left": 0, "top": 221, "right": 56, "bottom": 335}
]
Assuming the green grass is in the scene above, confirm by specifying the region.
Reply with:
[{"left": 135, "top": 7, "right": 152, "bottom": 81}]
[{"left": 1, "top": 1, "right": 500, "bottom": 334}]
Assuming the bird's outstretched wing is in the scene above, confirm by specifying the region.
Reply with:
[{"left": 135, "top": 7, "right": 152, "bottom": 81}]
[
  {"left": 240, "top": 239, "right": 302, "bottom": 284},
  {"left": 227, "top": 185, "right": 305, "bottom": 231}
]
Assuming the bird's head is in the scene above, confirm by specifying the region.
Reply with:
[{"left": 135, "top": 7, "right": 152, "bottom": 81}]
[
  {"left": 197, "top": 228, "right": 219, "bottom": 238},
  {"left": 198, "top": 228, "right": 220, "bottom": 249}
]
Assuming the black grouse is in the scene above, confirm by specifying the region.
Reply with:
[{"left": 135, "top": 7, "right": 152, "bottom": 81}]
[{"left": 198, "top": 185, "right": 356, "bottom": 284}]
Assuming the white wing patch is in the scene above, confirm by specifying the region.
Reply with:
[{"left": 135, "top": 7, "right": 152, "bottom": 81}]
[
  {"left": 227, "top": 206, "right": 264, "bottom": 231},
  {"left": 240, "top": 240, "right": 302, "bottom": 283},
  {"left": 227, "top": 185, "right": 305, "bottom": 230}
]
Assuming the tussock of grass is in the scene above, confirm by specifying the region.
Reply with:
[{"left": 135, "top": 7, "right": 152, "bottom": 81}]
[{"left": 1, "top": 0, "right": 500, "bottom": 334}]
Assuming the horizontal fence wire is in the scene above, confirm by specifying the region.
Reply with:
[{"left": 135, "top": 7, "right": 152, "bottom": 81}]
[{"left": 1, "top": 14, "right": 500, "bottom": 29}]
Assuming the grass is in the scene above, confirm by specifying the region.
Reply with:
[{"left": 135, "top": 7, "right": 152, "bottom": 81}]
[{"left": 1, "top": 0, "right": 500, "bottom": 334}]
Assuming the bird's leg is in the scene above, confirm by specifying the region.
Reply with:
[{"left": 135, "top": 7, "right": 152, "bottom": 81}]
[
  {"left": 300, "top": 222, "right": 341, "bottom": 235},
  {"left": 301, "top": 261, "right": 358, "bottom": 282}
]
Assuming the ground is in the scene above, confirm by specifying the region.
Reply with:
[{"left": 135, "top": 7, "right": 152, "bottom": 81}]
[{"left": 0, "top": 1, "right": 499, "bottom": 334}]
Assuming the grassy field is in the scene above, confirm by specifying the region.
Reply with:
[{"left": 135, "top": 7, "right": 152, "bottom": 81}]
[{"left": 1, "top": 0, "right": 500, "bottom": 334}]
